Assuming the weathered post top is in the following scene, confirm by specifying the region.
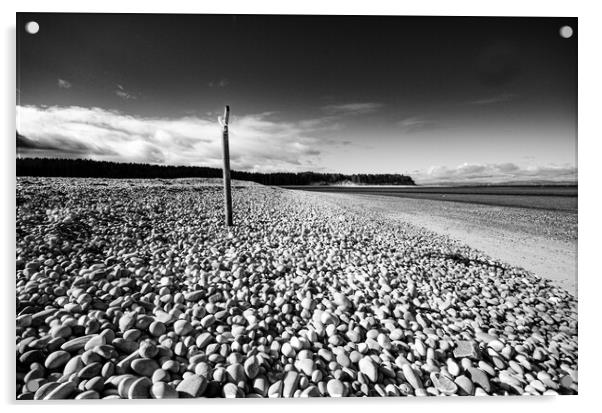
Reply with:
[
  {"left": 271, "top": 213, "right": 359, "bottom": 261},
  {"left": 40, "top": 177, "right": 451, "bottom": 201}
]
[
  {"left": 223, "top": 105, "right": 230, "bottom": 125},
  {"left": 221, "top": 105, "right": 233, "bottom": 226}
]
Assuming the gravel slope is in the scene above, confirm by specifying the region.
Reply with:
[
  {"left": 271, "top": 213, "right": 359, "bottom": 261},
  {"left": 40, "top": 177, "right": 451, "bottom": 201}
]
[
  {"left": 306, "top": 192, "right": 577, "bottom": 294},
  {"left": 16, "top": 178, "right": 577, "bottom": 399}
]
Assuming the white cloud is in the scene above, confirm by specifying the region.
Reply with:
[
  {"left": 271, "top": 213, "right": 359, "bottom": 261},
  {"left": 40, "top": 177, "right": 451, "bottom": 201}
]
[
  {"left": 16, "top": 105, "right": 331, "bottom": 172},
  {"left": 397, "top": 117, "right": 440, "bottom": 133},
  {"left": 115, "top": 90, "right": 136, "bottom": 100},
  {"left": 415, "top": 162, "right": 577, "bottom": 184},
  {"left": 321, "top": 102, "right": 383, "bottom": 116},
  {"left": 115, "top": 84, "right": 136, "bottom": 100},
  {"left": 57, "top": 79, "right": 72, "bottom": 89}
]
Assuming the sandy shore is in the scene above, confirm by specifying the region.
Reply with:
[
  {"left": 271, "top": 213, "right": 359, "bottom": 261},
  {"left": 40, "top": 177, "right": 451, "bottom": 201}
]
[{"left": 304, "top": 192, "right": 577, "bottom": 294}]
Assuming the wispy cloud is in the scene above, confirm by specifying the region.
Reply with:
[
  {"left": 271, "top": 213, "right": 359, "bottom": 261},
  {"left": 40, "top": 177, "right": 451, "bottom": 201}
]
[
  {"left": 16, "top": 105, "right": 338, "bottom": 172},
  {"left": 208, "top": 78, "right": 229, "bottom": 88},
  {"left": 115, "top": 84, "right": 137, "bottom": 100},
  {"left": 469, "top": 92, "right": 517, "bottom": 105},
  {"left": 414, "top": 162, "right": 577, "bottom": 184},
  {"left": 17, "top": 132, "right": 95, "bottom": 154},
  {"left": 321, "top": 102, "right": 383, "bottom": 116},
  {"left": 397, "top": 117, "right": 440, "bottom": 134},
  {"left": 57, "top": 79, "right": 72, "bottom": 89}
]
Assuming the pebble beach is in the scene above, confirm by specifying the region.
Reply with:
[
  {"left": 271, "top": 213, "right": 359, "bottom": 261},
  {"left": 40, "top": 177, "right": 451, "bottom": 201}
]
[{"left": 15, "top": 178, "right": 578, "bottom": 399}]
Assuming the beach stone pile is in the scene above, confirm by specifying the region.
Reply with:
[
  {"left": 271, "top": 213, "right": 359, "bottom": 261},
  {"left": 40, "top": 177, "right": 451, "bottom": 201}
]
[{"left": 16, "top": 178, "right": 578, "bottom": 399}]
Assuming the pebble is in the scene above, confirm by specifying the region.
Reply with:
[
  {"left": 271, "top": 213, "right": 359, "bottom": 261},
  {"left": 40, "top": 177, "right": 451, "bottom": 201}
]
[
  {"left": 327, "top": 379, "right": 345, "bottom": 397},
  {"left": 44, "top": 382, "right": 76, "bottom": 400},
  {"left": 244, "top": 356, "right": 260, "bottom": 379},
  {"left": 253, "top": 376, "right": 268, "bottom": 397},
  {"left": 119, "top": 313, "right": 136, "bottom": 332},
  {"left": 453, "top": 341, "right": 478, "bottom": 359},
  {"left": 138, "top": 341, "right": 158, "bottom": 358},
  {"left": 282, "top": 371, "right": 300, "bottom": 397},
  {"left": 333, "top": 293, "right": 352, "bottom": 309},
  {"left": 298, "top": 359, "right": 314, "bottom": 376},
  {"left": 153, "top": 369, "right": 170, "bottom": 383},
  {"left": 150, "top": 382, "right": 178, "bottom": 399},
  {"left": 148, "top": 321, "right": 166, "bottom": 337},
  {"left": 75, "top": 390, "right": 99, "bottom": 399},
  {"left": 195, "top": 332, "right": 213, "bottom": 349},
  {"left": 281, "top": 342, "right": 296, "bottom": 358},
  {"left": 34, "top": 382, "right": 60, "bottom": 400},
  {"left": 402, "top": 364, "right": 423, "bottom": 390},
  {"left": 61, "top": 335, "right": 95, "bottom": 352},
  {"left": 301, "top": 385, "right": 321, "bottom": 397},
  {"left": 222, "top": 382, "right": 242, "bottom": 398},
  {"left": 78, "top": 362, "right": 102, "bottom": 379},
  {"left": 226, "top": 363, "right": 245, "bottom": 383},
  {"left": 488, "top": 339, "right": 505, "bottom": 352},
  {"left": 129, "top": 358, "right": 157, "bottom": 377},
  {"left": 173, "top": 320, "right": 193, "bottom": 336},
  {"left": 84, "top": 334, "right": 106, "bottom": 351},
  {"left": 128, "top": 377, "right": 152, "bottom": 398},
  {"left": 200, "top": 315, "right": 215, "bottom": 328},
  {"left": 475, "top": 331, "right": 497, "bottom": 343},
  {"left": 499, "top": 371, "right": 522, "bottom": 388},
  {"left": 85, "top": 376, "right": 105, "bottom": 392},
  {"left": 431, "top": 373, "right": 458, "bottom": 395},
  {"left": 14, "top": 179, "right": 579, "bottom": 399},
  {"left": 268, "top": 380, "right": 283, "bottom": 398},
  {"left": 359, "top": 356, "right": 379, "bottom": 382},
  {"left": 44, "top": 350, "right": 70, "bottom": 370},
  {"left": 454, "top": 375, "right": 474, "bottom": 396},
  {"left": 467, "top": 367, "right": 491, "bottom": 392},
  {"left": 62, "top": 356, "right": 84, "bottom": 377},
  {"left": 176, "top": 374, "right": 207, "bottom": 397},
  {"left": 447, "top": 358, "right": 461, "bottom": 376}
]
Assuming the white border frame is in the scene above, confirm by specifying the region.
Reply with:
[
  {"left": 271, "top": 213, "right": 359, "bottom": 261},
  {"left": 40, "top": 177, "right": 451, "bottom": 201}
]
[{"left": 3, "top": 1, "right": 600, "bottom": 412}]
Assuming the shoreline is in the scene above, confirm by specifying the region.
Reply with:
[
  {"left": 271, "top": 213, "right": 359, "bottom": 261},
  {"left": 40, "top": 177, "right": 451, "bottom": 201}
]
[{"left": 301, "top": 191, "right": 577, "bottom": 295}]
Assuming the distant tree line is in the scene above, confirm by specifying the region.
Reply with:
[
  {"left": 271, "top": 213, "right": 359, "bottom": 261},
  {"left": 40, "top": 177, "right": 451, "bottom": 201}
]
[{"left": 16, "top": 158, "right": 416, "bottom": 186}]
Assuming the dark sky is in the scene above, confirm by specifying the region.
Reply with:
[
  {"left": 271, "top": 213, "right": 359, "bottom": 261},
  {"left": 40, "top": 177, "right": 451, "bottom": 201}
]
[{"left": 16, "top": 13, "right": 577, "bottom": 183}]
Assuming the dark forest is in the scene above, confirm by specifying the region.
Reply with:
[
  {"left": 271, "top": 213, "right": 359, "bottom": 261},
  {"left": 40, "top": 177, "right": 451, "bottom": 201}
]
[{"left": 16, "top": 158, "right": 416, "bottom": 186}]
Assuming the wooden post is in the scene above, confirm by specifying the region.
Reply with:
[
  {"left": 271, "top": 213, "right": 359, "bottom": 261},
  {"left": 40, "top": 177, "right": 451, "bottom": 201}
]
[{"left": 220, "top": 105, "right": 233, "bottom": 226}]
